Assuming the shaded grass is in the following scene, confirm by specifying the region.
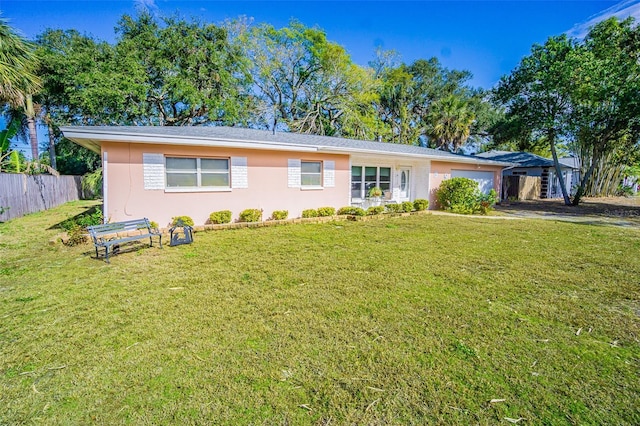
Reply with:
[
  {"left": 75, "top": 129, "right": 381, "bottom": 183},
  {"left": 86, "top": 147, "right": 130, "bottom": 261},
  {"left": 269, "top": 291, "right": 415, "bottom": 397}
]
[{"left": 1, "top": 200, "right": 639, "bottom": 424}]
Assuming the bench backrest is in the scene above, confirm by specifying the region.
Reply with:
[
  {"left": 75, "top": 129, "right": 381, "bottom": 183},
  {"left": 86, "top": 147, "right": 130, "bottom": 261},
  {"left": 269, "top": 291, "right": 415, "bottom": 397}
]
[{"left": 87, "top": 218, "right": 152, "bottom": 239}]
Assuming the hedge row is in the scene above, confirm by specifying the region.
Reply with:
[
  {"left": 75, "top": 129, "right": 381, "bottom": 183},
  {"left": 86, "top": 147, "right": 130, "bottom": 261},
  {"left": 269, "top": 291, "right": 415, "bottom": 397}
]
[{"left": 171, "top": 199, "right": 430, "bottom": 226}]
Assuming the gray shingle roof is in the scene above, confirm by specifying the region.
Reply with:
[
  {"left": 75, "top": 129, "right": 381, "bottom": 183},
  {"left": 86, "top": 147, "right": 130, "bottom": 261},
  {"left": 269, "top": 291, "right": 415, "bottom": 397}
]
[
  {"left": 475, "top": 151, "right": 568, "bottom": 168},
  {"left": 61, "top": 125, "right": 510, "bottom": 166}
]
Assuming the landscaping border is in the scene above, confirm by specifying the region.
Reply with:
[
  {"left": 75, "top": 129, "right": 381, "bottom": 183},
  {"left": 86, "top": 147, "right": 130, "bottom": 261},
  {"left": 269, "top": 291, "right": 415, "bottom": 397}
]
[{"left": 52, "top": 210, "right": 431, "bottom": 245}]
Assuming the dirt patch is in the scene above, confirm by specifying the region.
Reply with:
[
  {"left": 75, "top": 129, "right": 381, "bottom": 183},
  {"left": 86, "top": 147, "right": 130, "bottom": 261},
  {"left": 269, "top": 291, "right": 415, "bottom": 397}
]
[{"left": 495, "top": 196, "right": 640, "bottom": 223}]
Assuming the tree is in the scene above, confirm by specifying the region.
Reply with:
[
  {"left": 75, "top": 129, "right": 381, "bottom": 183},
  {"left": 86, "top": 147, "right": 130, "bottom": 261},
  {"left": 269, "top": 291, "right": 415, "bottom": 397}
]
[
  {"left": 375, "top": 65, "right": 421, "bottom": 144},
  {"left": 492, "top": 18, "right": 640, "bottom": 205},
  {"left": 0, "top": 19, "right": 40, "bottom": 106},
  {"left": 568, "top": 17, "right": 640, "bottom": 204},
  {"left": 0, "top": 18, "right": 41, "bottom": 162},
  {"left": 115, "top": 13, "right": 253, "bottom": 126},
  {"left": 240, "top": 20, "right": 380, "bottom": 137},
  {"left": 424, "top": 94, "right": 475, "bottom": 152},
  {"left": 492, "top": 35, "right": 578, "bottom": 205}
]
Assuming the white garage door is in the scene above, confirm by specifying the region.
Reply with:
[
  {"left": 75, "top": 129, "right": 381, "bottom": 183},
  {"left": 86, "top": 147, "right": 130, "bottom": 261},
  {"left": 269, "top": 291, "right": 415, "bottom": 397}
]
[{"left": 451, "top": 170, "right": 495, "bottom": 194}]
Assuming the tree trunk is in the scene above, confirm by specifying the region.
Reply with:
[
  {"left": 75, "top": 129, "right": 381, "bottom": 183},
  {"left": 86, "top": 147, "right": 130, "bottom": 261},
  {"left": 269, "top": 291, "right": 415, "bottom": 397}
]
[
  {"left": 47, "top": 120, "right": 57, "bottom": 170},
  {"left": 27, "top": 118, "right": 38, "bottom": 162},
  {"left": 573, "top": 153, "right": 597, "bottom": 206},
  {"left": 549, "top": 131, "right": 571, "bottom": 205},
  {"left": 26, "top": 95, "right": 38, "bottom": 161}
]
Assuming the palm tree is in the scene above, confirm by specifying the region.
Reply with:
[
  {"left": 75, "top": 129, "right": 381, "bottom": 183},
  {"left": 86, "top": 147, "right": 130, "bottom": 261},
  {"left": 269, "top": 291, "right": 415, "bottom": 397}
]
[
  {"left": 0, "top": 18, "right": 41, "bottom": 161},
  {"left": 425, "top": 94, "right": 475, "bottom": 152}
]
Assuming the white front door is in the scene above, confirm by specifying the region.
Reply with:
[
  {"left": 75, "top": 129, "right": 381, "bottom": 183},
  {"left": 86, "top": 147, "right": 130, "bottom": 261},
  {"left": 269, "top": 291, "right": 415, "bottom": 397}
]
[{"left": 399, "top": 168, "right": 410, "bottom": 200}]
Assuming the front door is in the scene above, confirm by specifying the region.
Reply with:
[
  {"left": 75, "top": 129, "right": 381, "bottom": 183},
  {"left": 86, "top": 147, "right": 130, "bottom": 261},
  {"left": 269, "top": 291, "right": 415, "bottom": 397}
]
[{"left": 399, "top": 168, "right": 410, "bottom": 200}]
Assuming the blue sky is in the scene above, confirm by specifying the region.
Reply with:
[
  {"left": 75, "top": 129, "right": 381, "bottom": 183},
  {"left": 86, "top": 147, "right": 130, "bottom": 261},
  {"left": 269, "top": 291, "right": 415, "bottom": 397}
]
[{"left": 2, "top": 0, "right": 639, "bottom": 89}]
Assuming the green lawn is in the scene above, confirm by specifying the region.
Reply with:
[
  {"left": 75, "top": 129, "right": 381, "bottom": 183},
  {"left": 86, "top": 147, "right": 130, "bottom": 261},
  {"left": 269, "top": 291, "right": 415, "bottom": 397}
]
[{"left": 1, "top": 201, "right": 639, "bottom": 425}]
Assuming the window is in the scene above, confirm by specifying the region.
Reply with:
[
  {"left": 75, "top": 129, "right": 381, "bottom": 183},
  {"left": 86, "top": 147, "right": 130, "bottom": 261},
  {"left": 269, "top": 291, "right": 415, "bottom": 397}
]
[
  {"left": 166, "top": 157, "right": 230, "bottom": 188},
  {"left": 301, "top": 161, "right": 322, "bottom": 187},
  {"left": 351, "top": 166, "right": 391, "bottom": 199}
]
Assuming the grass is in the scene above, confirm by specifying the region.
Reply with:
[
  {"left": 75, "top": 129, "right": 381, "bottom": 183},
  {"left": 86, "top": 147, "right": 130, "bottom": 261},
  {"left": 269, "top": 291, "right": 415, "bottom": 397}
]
[{"left": 1, "top": 200, "right": 639, "bottom": 425}]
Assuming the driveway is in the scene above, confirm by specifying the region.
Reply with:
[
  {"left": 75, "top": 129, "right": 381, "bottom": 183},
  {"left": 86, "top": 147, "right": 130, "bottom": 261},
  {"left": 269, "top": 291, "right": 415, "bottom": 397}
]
[{"left": 493, "top": 196, "right": 640, "bottom": 227}]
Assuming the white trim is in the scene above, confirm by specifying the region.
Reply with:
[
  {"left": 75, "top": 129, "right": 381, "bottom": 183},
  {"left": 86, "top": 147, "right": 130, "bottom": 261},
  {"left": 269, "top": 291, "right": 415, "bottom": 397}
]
[
  {"left": 60, "top": 127, "right": 509, "bottom": 166},
  {"left": 62, "top": 129, "right": 319, "bottom": 154},
  {"left": 102, "top": 151, "right": 108, "bottom": 223},
  {"left": 164, "top": 187, "right": 232, "bottom": 193}
]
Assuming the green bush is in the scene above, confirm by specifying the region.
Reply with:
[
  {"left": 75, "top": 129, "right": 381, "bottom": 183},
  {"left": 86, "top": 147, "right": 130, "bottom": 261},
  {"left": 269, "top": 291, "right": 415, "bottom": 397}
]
[
  {"left": 149, "top": 220, "right": 159, "bottom": 230},
  {"left": 368, "top": 186, "right": 383, "bottom": 198},
  {"left": 617, "top": 184, "right": 635, "bottom": 197},
  {"left": 171, "top": 216, "right": 195, "bottom": 226},
  {"left": 302, "top": 209, "right": 318, "bottom": 218},
  {"left": 64, "top": 225, "right": 87, "bottom": 246},
  {"left": 413, "top": 198, "right": 429, "bottom": 211},
  {"left": 209, "top": 210, "right": 232, "bottom": 224},
  {"left": 401, "top": 201, "right": 414, "bottom": 213},
  {"left": 239, "top": 209, "right": 262, "bottom": 223},
  {"left": 385, "top": 203, "right": 403, "bottom": 213},
  {"left": 367, "top": 206, "right": 385, "bottom": 215},
  {"left": 317, "top": 207, "right": 336, "bottom": 217},
  {"left": 61, "top": 207, "right": 103, "bottom": 231},
  {"left": 477, "top": 189, "right": 499, "bottom": 214},
  {"left": 337, "top": 206, "right": 366, "bottom": 216},
  {"left": 271, "top": 210, "right": 289, "bottom": 220},
  {"left": 436, "top": 177, "right": 497, "bottom": 215}
]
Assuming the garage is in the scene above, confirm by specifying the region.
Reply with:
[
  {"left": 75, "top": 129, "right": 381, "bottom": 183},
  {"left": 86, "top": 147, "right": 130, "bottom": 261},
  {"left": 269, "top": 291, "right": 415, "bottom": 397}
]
[{"left": 451, "top": 170, "right": 495, "bottom": 194}]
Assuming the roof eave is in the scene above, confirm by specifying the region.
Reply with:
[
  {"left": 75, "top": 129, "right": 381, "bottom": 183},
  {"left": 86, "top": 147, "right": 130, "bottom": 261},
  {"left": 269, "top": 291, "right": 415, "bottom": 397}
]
[
  {"left": 60, "top": 127, "right": 320, "bottom": 153},
  {"left": 60, "top": 127, "right": 511, "bottom": 167}
]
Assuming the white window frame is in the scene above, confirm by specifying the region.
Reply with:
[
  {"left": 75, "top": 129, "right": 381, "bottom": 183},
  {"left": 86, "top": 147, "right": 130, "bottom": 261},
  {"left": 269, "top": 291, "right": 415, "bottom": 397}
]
[
  {"left": 300, "top": 160, "right": 323, "bottom": 189},
  {"left": 165, "top": 156, "right": 231, "bottom": 192},
  {"left": 351, "top": 165, "right": 392, "bottom": 200}
]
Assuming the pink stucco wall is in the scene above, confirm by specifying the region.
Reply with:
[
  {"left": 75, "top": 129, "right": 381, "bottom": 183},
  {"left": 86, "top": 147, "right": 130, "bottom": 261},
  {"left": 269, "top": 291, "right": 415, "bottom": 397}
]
[
  {"left": 102, "top": 142, "right": 350, "bottom": 226},
  {"left": 429, "top": 161, "right": 503, "bottom": 208}
]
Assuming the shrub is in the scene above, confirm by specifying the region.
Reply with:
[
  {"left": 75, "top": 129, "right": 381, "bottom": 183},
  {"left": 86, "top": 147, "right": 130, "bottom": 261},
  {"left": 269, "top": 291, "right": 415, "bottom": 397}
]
[
  {"left": 367, "top": 206, "right": 385, "bottom": 215},
  {"left": 436, "top": 177, "right": 497, "bottom": 215},
  {"left": 61, "top": 207, "right": 103, "bottom": 231},
  {"left": 413, "top": 198, "right": 429, "bottom": 211},
  {"left": 171, "top": 216, "right": 195, "bottom": 226},
  {"left": 385, "top": 203, "right": 403, "bottom": 213},
  {"left": 337, "top": 206, "right": 366, "bottom": 216},
  {"left": 301, "top": 209, "right": 318, "bottom": 218},
  {"left": 401, "top": 201, "right": 414, "bottom": 213},
  {"left": 317, "top": 207, "right": 336, "bottom": 217},
  {"left": 436, "top": 177, "right": 480, "bottom": 214},
  {"left": 239, "top": 209, "right": 262, "bottom": 223},
  {"left": 368, "top": 186, "right": 383, "bottom": 198},
  {"left": 65, "top": 224, "right": 87, "bottom": 246},
  {"left": 209, "top": 210, "right": 232, "bottom": 224},
  {"left": 477, "top": 189, "right": 499, "bottom": 214},
  {"left": 149, "top": 221, "right": 159, "bottom": 230},
  {"left": 617, "top": 184, "right": 635, "bottom": 197},
  {"left": 270, "top": 210, "right": 288, "bottom": 220}
]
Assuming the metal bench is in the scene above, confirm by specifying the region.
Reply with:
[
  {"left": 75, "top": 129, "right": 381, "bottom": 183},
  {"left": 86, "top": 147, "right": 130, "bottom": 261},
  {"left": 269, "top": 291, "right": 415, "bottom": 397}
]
[{"left": 87, "top": 218, "right": 162, "bottom": 263}]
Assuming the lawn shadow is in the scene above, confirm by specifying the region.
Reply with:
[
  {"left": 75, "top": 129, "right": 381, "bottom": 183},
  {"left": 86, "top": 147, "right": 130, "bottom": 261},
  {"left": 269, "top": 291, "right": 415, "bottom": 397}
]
[
  {"left": 85, "top": 239, "right": 161, "bottom": 262},
  {"left": 48, "top": 204, "right": 103, "bottom": 230},
  {"left": 496, "top": 198, "right": 640, "bottom": 218}
]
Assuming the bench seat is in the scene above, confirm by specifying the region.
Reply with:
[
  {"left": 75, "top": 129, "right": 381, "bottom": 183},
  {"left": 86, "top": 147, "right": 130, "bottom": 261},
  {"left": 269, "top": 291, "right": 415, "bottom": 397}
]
[{"left": 87, "top": 218, "right": 162, "bottom": 263}]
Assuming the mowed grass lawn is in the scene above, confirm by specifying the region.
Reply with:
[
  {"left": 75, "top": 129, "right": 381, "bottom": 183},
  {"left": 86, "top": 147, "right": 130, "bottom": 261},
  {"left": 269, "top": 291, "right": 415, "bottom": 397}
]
[{"left": 1, "top": 201, "right": 639, "bottom": 425}]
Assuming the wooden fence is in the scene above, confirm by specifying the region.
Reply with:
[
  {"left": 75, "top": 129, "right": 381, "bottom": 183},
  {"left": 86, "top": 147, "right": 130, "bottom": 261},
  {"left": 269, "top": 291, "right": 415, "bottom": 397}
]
[{"left": 0, "top": 173, "right": 84, "bottom": 222}]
